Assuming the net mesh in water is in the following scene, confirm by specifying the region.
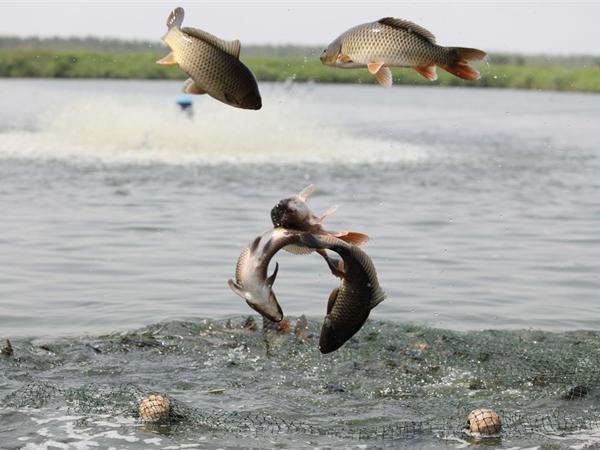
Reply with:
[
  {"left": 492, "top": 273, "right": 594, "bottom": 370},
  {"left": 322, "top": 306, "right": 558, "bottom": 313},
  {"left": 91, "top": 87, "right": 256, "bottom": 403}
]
[
  {"left": 1, "top": 320, "right": 599, "bottom": 444},
  {"left": 2, "top": 380, "right": 600, "bottom": 441}
]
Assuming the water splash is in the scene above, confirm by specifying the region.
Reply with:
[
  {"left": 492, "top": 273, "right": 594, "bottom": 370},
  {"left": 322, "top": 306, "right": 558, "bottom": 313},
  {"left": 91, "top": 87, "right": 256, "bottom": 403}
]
[{"left": 0, "top": 90, "right": 429, "bottom": 166}]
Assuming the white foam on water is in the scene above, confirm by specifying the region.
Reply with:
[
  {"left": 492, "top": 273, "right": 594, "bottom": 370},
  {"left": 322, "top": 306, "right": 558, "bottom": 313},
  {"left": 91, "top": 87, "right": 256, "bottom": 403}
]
[
  {"left": 32, "top": 415, "right": 85, "bottom": 425},
  {"left": 0, "top": 92, "right": 430, "bottom": 166},
  {"left": 543, "top": 425, "right": 600, "bottom": 448},
  {"left": 23, "top": 413, "right": 144, "bottom": 450}
]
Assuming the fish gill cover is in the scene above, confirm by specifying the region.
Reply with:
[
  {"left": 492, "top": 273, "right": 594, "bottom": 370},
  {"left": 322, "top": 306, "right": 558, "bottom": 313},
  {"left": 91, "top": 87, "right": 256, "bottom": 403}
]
[{"left": 1, "top": 319, "right": 600, "bottom": 448}]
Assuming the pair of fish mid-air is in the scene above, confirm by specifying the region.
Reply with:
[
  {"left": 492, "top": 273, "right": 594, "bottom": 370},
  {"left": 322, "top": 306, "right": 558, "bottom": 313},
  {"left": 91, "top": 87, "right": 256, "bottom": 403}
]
[
  {"left": 228, "top": 185, "right": 385, "bottom": 354},
  {"left": 159, "top": 7, "right": 487, "bottom": 109}
]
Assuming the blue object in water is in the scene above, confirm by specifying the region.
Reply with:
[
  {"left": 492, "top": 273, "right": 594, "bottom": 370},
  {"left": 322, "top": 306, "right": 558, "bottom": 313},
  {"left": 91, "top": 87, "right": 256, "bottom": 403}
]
[{"left": 176, "top": 94, "right": 193, "bottom": 107}]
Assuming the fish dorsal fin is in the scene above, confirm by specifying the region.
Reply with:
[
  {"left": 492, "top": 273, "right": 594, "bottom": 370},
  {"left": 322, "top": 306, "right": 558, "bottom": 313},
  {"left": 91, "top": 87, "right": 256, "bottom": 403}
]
[
  {"left": 319, "top": 205, "right": 338, "bottom": 223},
  {"left": 378, "top": 17, "right": 436, "bottom": 43},
  {"left": 298, "top": 184, "right": 315, "bottom": 201},
  {"left": 167, "top": 7, "right": 185, "bottom": 30},
  {"left": 181, "top": 26, "right": 241, "bottom": 58}
]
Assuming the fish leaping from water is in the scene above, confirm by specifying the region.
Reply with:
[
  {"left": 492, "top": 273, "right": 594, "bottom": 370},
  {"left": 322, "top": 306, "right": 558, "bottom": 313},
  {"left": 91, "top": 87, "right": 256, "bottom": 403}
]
[
  {"left": 158, "top": 7, "right": 262, "bottom": 109},
  {"left": 301, "top": 233, "right": 386, "bottom": 354},
  {"left": 270, "top": 184, "right": 368, "bottom": 275}
]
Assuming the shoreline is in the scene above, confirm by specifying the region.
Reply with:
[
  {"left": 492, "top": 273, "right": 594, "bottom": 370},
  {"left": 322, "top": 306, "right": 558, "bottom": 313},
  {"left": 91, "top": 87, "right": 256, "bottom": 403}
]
[{"left": 1, "top": 49, "right": 599, "bottom": 94}]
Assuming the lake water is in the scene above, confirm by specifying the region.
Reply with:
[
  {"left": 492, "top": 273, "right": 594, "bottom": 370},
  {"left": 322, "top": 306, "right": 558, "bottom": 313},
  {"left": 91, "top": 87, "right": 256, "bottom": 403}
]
[{"left": 1, "top": 79, "right": 599, "bottom": 448}]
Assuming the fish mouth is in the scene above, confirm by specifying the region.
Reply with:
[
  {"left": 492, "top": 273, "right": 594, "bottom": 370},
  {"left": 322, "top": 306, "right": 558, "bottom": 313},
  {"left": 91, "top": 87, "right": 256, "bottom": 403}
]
[
  {"left": 246, "top": 300, "right": 283, "bottom": 322},
  {"left": 270, "top": 200, "right": 289, "bottom": 227},
  {"left": 319, "top": 336, "right": 344, "bottom": 354},
  {"left": 240, "top": 92, "right": 262, "bottom": 110},
  {"left": 318, "top": 317, "right": 346, "bottom": 354},
  {"left": 320, "top": 55, "right": 334, "bottom": 66}
]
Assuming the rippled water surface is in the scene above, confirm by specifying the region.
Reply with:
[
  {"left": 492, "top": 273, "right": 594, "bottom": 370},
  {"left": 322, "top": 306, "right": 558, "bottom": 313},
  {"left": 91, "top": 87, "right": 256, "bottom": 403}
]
[{"left": 0, "top": 80, "right": 599, "bottom": 448}]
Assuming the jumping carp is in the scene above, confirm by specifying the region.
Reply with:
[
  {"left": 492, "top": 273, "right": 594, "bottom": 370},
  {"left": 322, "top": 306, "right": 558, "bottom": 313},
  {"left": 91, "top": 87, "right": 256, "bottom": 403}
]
[
  {"left": 301, "top": 234, "right": 386, "bottom": 354},
  {"left": 320, "top": 17, "right": 486, "bottom": 88},
  {"left": 229, "top": 229, "right": 317, "bottom": 322},
  {"left": 158, "top": 7, "right": 262, "bottom": 109},
  {"left": 270, "top": 184, "right": 369, "bottom": 259}
]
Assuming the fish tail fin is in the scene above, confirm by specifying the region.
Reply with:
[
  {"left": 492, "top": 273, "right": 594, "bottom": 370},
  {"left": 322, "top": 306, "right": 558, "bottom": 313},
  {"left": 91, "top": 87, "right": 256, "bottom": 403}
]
[
  {"left": 441, "top": 47, "right": 487, "bottom": 81},
  {"left": 167, "top": 7, "right": 185, "bottom": 30},
  {"left": 334, "top": 231, "right": 369, "bottom": 246}
]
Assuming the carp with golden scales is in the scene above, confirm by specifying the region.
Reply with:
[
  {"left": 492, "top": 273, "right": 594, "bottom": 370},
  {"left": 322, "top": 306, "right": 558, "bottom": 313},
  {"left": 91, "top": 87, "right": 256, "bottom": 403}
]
[
  {"left": 321, "top": 17, "right": 486, "bottom": 87},
  {"left": 158, "top": 7, "right": 262, "bottom": 110}
]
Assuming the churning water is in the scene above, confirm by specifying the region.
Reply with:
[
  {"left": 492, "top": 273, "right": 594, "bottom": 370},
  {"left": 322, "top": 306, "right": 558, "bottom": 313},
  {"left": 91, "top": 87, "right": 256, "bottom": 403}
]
[{"left": 0, "top": 79, "right": 599, "bottom": 448}]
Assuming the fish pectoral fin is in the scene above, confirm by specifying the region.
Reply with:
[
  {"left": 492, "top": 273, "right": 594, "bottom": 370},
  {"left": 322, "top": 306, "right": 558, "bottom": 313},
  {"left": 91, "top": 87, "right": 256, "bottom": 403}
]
[
  {"left": 156, "top": 52, "right": 177, "bottom": 65},
  {"left": 414, "top": 65, "right": 438, "bottom": 81},
  {"left": 374, "top": 66, "right": 393, "bottom": 88},
  {"left": 367, "top": 61, "right": 385, "bottom": 75},
  {"left": 326, "top": 287, "right": 340, "bottom": 315},
  {"left": 182, "top": 26, "right": 241, "bottom": 59},
  {"left": 338, "top": 54, "right": 353, "bottom": 64},
  {"left": 319, "top": 205, "right": 338, "bottom": 223},
  {"left": 334, "top": 231, "right": 369, "bottom": 246},
  {"left": 298, "top": 184, "right": 315, "bottom": 201},
  {"left": 183, "top": 78, "right": 207, "bottom": 95},
  {"left": 321, "top": 251, "right": 345, "bottom": 279},
  {"left": 284, "top": 244, "right": 314, "bottom": 255},
  {"left": 266, "top": 262, "right": 279, "bottom": 287},
  {"left": 228, "top": 279, "right": 245, "bottom": 299}
]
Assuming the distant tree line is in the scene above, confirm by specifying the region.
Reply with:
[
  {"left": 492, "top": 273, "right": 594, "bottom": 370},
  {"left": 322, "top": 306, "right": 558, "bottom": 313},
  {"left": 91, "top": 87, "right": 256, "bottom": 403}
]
[
  {"left": 0, "top": 36, "right": 163, "bottom": 53},
  {"left": 2, "top": 35, "right": 600, "bottom": 67}
]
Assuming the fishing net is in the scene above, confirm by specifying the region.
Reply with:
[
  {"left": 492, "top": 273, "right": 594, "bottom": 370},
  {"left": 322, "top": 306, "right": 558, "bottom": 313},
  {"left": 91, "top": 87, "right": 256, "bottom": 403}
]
[{"left": 1, "top": 319, "right": 599, "bottom": 446}]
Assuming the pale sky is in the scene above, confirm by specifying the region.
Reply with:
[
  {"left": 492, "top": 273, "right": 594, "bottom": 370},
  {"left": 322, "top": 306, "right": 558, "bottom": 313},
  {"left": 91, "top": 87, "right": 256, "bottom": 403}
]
[{"left": 1, "top": 1, "right": 600, "bottom": 55}]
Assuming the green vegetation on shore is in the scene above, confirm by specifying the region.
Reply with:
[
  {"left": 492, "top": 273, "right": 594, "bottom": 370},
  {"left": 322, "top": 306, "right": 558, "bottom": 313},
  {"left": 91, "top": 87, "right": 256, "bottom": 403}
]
[{"left": 1, "top": 47, "right": 599, "bottom": 93}]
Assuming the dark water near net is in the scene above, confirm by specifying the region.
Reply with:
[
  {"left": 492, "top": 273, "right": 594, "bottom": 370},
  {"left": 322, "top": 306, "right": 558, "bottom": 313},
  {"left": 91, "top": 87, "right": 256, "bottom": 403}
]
[
  {"left": 0, "top": 80, "right": 599, "bottom": 447},
  {"left": 1, "top": 319, "right": 600, "bottom": 448}
]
